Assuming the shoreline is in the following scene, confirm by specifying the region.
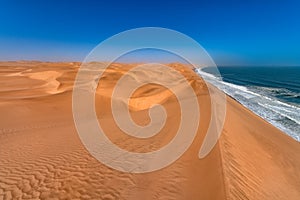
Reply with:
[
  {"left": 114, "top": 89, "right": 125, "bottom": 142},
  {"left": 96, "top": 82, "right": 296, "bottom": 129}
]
[{"left": 226, "top": 94, "right": 298, "bottom": 141}]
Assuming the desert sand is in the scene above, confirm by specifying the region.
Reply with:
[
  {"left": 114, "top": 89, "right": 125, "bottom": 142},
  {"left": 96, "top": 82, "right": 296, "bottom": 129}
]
[{"left": 0, "top": 61, "right": 299, "bottom": 200}]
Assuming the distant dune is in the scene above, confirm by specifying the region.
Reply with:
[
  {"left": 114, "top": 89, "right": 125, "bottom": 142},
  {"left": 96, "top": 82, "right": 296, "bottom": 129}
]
[{"left": 0, "top": 61, "right": 299, "bottom": 199}]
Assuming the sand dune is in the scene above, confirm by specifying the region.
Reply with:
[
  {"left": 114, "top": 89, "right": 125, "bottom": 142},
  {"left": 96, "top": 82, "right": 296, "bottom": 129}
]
[{"left": 0, "top": 61, "right": 299, "bottom": 199}]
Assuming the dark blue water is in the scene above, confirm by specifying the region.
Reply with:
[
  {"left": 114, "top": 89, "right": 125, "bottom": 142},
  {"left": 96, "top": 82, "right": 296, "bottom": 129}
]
[{"left": 196, "top": 66, "right": 300, "bottom": 141}]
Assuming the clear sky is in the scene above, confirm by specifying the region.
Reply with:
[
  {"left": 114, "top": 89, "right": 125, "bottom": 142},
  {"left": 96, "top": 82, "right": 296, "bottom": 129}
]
[{"left": 0, "top": 0, "right": 299, "bottom": 66}]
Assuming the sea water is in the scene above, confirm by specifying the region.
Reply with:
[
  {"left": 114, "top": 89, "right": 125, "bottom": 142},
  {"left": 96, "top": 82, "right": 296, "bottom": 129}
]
[{"left": 195, "top": 66, "right": 300, "bottom": 141}]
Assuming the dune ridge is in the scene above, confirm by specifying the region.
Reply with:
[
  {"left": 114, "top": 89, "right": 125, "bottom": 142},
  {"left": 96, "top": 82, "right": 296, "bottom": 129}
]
[{"left": 0, "top": 61, "right": 299, "bottom": 199}]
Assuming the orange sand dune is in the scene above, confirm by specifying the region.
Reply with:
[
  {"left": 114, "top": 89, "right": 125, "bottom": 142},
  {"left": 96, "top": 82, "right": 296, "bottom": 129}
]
[{"left": 0, "top": 61, "right": 299, "bottom": 199}]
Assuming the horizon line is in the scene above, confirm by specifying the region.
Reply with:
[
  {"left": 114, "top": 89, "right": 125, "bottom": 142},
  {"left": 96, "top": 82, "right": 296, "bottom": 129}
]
[{"left": 0, "top": 60, "right": 299, "bottom": 67}]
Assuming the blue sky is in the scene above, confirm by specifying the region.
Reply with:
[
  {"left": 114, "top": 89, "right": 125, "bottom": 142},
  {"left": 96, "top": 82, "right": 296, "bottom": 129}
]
[{"left": 0, "top": 0, "right": 299, "bottom": 66}]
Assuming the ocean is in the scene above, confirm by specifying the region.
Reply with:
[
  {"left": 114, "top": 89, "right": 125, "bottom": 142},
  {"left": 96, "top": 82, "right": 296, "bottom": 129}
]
[{"left": 195, "top": 66, "right": 300, "bottom": 141}]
